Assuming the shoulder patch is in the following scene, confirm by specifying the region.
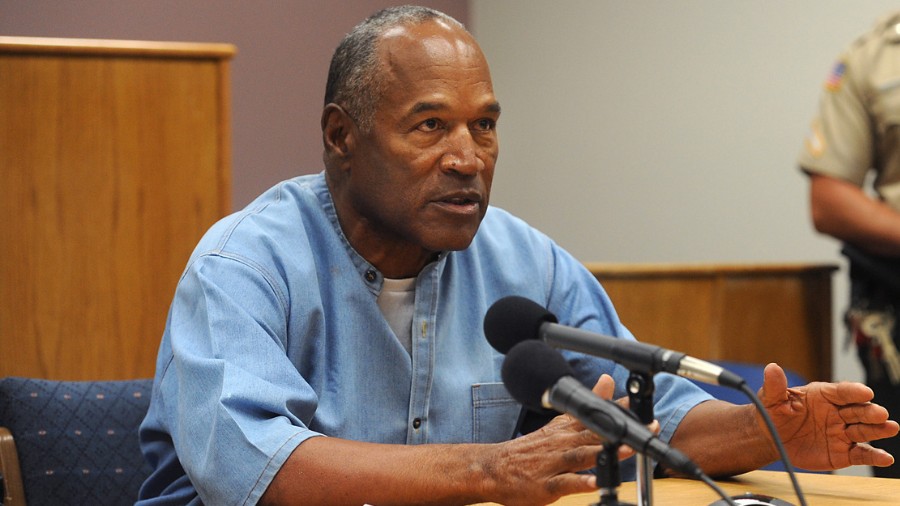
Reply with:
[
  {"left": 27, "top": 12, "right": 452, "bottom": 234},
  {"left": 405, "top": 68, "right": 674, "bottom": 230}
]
[{"left": 824, "top": 60, "right": 846, "bottom": 92}]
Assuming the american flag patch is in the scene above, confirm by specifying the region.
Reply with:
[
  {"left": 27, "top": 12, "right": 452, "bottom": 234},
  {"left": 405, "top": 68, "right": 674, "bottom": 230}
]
[{"left": 825, "top": 61, "right": 846, "bottom": 92}]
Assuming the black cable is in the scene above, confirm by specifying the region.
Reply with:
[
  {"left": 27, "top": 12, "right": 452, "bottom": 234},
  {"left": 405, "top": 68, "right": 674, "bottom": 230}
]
[
  {"left": 698, "top": 471, "right": 740, "bottom": 506},
  {"left": 740, "top": 382, "right": 808, "bottom": 506}
]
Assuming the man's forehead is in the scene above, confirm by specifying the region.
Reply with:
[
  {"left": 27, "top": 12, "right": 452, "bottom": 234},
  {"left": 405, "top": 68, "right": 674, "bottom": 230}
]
[
  {"left": 381, "top": 18, "right": 459, "bottom": 42},
  {"left": 379, "top": 20, "right": 483, "bottom": 66},
  {"left": 373, "top": 20, "right": 497, "bottom": 113}
]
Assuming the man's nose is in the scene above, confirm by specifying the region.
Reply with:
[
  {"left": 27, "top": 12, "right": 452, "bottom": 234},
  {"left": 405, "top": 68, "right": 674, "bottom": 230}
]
[{"left": 440, "top": 126, "right": 484, "bottom": 175}]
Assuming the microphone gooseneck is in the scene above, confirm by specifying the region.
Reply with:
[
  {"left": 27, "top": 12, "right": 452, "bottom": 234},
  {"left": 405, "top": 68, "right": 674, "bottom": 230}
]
[{"left": 486, "top": 295, "right": 745, "bottom": 389}]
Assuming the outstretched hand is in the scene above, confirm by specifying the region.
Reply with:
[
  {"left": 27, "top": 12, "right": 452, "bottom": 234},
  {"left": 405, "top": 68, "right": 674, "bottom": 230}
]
[{"left": 759, "top": 363, "right": 899, "bottom": 471}]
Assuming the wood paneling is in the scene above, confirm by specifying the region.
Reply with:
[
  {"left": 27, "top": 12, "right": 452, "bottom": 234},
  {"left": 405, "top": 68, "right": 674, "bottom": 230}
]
[
  {"left": 587, "top": 263, "right": 838, "bottom": 381},
  {"left": 0, "top": 37, "right": 234, "bottom": 380}
]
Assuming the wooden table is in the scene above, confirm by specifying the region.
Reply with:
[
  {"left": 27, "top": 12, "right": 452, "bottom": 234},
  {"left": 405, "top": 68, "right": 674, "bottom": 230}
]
[{"left": 537, "top": 470, "right": 896, "bottom": 505}]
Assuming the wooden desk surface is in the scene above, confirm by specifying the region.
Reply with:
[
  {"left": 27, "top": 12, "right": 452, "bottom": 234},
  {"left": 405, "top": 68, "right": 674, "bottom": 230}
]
[{"left": 538, "top": 470, "right": 897, "bottom": 506}]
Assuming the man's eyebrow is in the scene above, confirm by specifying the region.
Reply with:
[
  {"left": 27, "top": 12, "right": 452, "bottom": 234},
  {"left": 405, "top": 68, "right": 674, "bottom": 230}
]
[
  {"left": 409, "top": 101, "right": 446, "bottom": 116},
  {"left": 407, "top": 100, "right": 501, "bottom": 116}
]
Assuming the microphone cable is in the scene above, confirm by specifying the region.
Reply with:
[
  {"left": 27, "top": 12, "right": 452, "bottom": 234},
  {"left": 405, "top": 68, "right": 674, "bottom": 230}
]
[{"left": 735, "top": 381, "right": 808, "bottom": 506}]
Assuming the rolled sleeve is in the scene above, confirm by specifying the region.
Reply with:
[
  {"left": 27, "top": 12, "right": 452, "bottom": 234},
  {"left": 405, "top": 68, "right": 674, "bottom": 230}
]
[{"left": 152, "top": 253, "right": 322, "bottom": 505}]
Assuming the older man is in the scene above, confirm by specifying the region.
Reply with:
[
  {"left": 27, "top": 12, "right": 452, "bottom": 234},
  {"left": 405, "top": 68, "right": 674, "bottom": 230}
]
[{"left": 139, "top": 6, "right": 898, "bottom": 505}]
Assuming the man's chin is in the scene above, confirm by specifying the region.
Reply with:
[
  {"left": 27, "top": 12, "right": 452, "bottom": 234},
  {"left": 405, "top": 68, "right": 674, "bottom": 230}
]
[{"left": 424, "top": 229, "right": 479, "bottom": 253}]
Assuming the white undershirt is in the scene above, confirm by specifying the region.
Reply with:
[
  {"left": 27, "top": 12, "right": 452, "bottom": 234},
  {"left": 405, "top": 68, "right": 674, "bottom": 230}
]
[{"left": 376, "top": 277, "right": 417, "bottom": 355}]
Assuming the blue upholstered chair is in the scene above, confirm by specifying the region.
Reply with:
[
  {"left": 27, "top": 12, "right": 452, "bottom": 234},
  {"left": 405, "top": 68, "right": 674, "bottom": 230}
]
[{"left": 0, "top": 377, "right": 153, "bottom": 506}]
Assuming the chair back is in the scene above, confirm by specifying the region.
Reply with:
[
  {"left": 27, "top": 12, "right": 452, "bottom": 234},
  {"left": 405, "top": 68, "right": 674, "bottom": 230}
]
[{"left": 0, "top": 377, "right": 153, "bottom": 505}]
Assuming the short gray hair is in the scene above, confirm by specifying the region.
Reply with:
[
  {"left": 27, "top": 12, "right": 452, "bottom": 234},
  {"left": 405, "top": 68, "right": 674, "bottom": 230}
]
[{"left": 324, "top": 5, "right": 466, "bottom": 132}]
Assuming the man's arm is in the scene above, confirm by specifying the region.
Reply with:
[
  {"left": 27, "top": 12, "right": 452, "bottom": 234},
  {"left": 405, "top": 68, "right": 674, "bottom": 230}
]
[
  {"left": 809, "top": 173, "right": 900, "bottom": 257},
  {"left": 668, "top": 363, "right": 899, "bottom": 477},
  {"left": 259, "top": 375, "right": 628, "bottom": 506},
  {"left": 259, "top": 429, "right": 588, "bottom": 506},
  {"left": 664, "top": 399, "right": 775, "bottom": 478}
]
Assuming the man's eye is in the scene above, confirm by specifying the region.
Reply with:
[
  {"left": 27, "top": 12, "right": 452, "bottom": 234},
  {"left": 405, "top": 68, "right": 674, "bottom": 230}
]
[
  {"left": 474, "top": 118, "right": 496, "bottom": 132},
  {"left": 418, "top": 119, "right": 441, "bottom": 132}
]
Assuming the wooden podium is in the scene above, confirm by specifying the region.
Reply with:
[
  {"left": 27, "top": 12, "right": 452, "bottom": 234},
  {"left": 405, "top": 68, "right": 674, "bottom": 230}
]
[
  {"left": 587, "top": 263, "right": 838, "bottom": 382},
  {"left": 0, "top": 37, "right": 235, "bottom": 380}
]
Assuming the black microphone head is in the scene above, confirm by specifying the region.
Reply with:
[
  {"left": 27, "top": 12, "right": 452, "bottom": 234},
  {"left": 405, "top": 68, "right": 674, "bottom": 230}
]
[
  {"left": 484, "top": 295, "right": 558, "bottom": 353},
  {"left": 501, "top": 340, "right": 574, "bottom": 411}
]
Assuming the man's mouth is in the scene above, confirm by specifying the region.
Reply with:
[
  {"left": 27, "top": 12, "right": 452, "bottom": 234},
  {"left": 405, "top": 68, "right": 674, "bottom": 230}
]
[
  {"left": 434, "top": 192, "right": 482, "bottom": 214},
  {"left": 444, "top": 196, "right": 477, "bottom": 205}
]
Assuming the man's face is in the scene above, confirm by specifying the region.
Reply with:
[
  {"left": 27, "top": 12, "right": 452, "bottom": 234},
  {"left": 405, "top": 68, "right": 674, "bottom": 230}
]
[{"left": 335, "top": 20, "right": 500, "bottom": 275}]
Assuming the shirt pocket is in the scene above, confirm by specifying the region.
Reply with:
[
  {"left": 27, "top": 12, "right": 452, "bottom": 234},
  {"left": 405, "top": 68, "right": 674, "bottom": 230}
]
[
  {"left": 874, "top": 79, "right": 900, "bottom": 134},
  {"left": 471, "top": 382, "right": 521, "bottom": 443},
  {"left": 873, "top": 83, "right": 900, "bottom": 195}
]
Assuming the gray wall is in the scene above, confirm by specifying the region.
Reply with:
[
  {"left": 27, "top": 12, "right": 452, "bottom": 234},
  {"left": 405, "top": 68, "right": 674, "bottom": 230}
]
[
  {"left": 472, "top": 0, "right": 895, "bottom": 265},
  {"left": 0, "top": 0, "right": 468, "bottom": 209},
  {"left": 471, "top": 0, "right": 896, "bottom": 406}
]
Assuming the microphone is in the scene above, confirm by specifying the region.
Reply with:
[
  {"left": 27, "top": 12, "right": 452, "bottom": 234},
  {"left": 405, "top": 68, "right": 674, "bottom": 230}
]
[
  {"left": 501, "top": 340, "right": 703, "bottom": 478},
  {"left": 485, "top": 295, "right": 745, "bottom": 389}
]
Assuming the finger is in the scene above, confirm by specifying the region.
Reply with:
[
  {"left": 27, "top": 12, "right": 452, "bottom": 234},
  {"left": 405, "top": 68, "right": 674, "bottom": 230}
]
[
  {"left": 560, "top": 443, "right": 605, "bottom": 471},
  {"left": 848, "top": 442, "right": 896, "bottom": 468},
  {"left": 575, "top": 428, "right": 605, "bottom": 446},
  {"left": 544, "top": 470, "right": 597, "bottom": 498},
  {"left": 618, "top": 444, "right": 636, "bottom": 460},
  {"left": 541, "top": 413, "right": 594, "bottom": 438},
  {"left": 817, "top": 381, "right": 875, "bottom": 406},
  {"left": 591, "top": 374, "right": 615, "bottom": 400},
  {"left": 838, "top": 403, "right": 890, "bottom": 425},
  {"left": 845, "top": 420, "right": 900, "bottom": 444}
]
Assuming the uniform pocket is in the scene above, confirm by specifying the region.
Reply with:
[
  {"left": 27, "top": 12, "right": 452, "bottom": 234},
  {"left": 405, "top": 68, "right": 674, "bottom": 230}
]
[{"left": 874, "top": 80, "right": 900, "bottom": 132}]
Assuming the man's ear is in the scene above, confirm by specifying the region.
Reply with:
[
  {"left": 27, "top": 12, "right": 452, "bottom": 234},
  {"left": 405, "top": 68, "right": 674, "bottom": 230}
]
[{"left": 322, "top": 103, "right": 356, "bottom": 159}]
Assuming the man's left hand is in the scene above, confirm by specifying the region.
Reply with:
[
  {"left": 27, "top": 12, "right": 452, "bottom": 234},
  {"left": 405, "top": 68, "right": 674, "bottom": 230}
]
[{"left": 759, "top": 363, "right": 899, "bottom": 470}]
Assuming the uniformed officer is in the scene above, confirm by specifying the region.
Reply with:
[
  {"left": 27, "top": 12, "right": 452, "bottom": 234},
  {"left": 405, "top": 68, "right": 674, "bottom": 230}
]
[{"left": 798, "top": 10, "right": 900, "bottom": 478}]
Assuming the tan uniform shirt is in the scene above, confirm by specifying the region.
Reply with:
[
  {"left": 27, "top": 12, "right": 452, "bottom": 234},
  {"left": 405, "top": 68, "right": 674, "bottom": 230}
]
[{"left": 798, "top": 11, "right": 900, "bottom": 211}]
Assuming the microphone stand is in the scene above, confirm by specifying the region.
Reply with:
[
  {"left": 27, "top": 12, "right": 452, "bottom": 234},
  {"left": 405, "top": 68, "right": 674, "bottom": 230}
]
[
  {"left": 593, "top": 441, "right": 634, "bottom": 506},
  {"left": 626, "top": 370, "right": 655, "bottom": 506}
]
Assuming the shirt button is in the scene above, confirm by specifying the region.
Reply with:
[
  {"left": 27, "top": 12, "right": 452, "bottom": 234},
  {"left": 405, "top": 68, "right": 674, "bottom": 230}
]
[
  {"left": 365, "top": 269, "right": 377, "bottom": 282},
  {"left": 412, "top": 418, "right": 422, "bottom": 429}
]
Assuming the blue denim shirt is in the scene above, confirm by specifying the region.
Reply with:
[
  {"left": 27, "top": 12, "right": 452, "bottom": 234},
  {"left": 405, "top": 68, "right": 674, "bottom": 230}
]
[{"left": 138, "top": 172, "right": 711, "bottom": 505}]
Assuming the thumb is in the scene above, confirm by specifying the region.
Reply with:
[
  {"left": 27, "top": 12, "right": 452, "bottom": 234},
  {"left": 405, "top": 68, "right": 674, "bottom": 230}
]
[{"left": 759, "top": 362, "right": 788, "bottom": 407}]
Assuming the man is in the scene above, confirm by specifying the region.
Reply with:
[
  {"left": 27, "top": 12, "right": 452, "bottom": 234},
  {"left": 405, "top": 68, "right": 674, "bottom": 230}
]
[
  {"left": 798, "top": 10, "right": 900, "bottom": 478},
  {"left": 139, "top": 6, "right": 898, "bottom": 505}
]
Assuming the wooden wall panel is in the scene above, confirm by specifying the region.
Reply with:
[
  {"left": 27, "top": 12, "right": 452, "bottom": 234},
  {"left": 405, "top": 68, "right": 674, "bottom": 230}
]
[
  {"left": 597, "top": 277, "right": 718, "bottom": 356},
  {"left": 0, "top": 37, "right": 235, "bottom": 380},
  {"left": 588, "top": 263, "right": 838, "bottom": 382}
]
